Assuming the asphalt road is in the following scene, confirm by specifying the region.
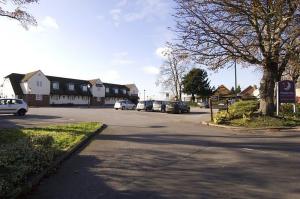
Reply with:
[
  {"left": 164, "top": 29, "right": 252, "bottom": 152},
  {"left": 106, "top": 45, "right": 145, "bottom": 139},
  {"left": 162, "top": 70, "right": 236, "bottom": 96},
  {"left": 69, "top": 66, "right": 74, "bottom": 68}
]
[{"left": 1, "top": 108, "right": 300, "bottom": 199}]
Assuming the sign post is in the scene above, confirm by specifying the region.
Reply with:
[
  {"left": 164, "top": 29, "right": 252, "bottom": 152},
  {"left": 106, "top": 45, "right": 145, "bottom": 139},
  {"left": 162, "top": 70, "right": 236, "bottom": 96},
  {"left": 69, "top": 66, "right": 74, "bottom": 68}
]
[{"left": 277, "top": 80, "right": 296, "bottom": 116}]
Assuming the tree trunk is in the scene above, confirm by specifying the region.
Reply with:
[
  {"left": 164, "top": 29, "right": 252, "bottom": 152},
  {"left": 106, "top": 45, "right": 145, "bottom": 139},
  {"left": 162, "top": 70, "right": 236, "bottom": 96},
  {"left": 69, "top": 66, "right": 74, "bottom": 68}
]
[
  {"left": 259, "top": 64, "right": 277, "bottom": 116},
  {"left": 191, "top": 93, "right": 195, "bottom": 102}
]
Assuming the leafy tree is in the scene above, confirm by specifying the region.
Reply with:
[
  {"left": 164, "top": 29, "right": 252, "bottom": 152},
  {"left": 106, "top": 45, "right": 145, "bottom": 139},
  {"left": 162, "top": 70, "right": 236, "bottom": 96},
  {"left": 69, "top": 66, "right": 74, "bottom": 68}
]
[
  {"left": 182, "top": 68, "right": 212, "bottom": 102},
  {"left": 0, "top": 0, "right": 38, "bottom": 29},
  {"left": 172, "top": 0, "right": 300, "bottom": 115},
  {"left": 230, "top": 87, "right": 235, "bottom": 94},
  {"left": 236, "top": 85, "right": 241, "bottom": 93}
]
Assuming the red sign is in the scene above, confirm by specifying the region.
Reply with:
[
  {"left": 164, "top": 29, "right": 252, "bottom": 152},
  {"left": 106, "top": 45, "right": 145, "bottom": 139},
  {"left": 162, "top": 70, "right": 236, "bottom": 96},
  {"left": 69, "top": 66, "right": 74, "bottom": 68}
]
[{"left": 278, "top": 80, "right": 296, "bottom": 103}]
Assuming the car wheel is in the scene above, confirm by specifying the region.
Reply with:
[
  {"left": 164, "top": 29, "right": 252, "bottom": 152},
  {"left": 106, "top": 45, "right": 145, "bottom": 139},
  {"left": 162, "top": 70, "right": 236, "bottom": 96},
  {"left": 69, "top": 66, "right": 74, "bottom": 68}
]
[
  {"left": 115, "top": 108, "right": 118, "bottom": 110},
  {"left": 17, "top": 109, "right": 26, "bottom": 116}
]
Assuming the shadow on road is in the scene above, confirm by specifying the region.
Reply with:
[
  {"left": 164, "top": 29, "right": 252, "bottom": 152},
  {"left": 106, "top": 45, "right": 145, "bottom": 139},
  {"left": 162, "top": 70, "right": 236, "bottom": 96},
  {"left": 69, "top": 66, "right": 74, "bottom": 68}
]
[{"left": 0, "top": 114, "right": 62, "bottom": 128}]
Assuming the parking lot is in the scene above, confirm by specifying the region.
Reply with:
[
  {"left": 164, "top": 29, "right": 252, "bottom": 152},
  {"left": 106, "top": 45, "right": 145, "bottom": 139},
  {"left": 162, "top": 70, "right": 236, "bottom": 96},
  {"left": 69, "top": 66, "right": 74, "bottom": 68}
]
[
  {"left": 2, "top": 107, "right": 300, "bottom": 199},
  {"left": 0, "top": 107, "right": 211, "bottom": 128}
]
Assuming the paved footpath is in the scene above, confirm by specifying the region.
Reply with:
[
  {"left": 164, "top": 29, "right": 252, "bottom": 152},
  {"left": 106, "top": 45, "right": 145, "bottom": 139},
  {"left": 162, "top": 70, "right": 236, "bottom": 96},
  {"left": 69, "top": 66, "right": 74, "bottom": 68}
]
[{"left": 24, "top": 109, "right": 300, "bottom": 199}]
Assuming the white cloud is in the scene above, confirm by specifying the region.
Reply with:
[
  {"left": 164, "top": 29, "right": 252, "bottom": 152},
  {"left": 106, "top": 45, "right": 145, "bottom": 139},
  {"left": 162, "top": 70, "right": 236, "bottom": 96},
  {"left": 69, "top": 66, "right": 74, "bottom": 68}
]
[
  {"left": 143, "top": 66, "right": 160, "bottom": 75},
  {"left": 109, "top": 9, "right": 122, "bottom": 27},
  {"left": 111, "top": 51, "right": 134, "bottom": 65},
  {"left": 109, "top": 0, "right": 169, "bottom": 26},
  {"left": 155, "top": 47, "right": 171, "bottom": 59}
]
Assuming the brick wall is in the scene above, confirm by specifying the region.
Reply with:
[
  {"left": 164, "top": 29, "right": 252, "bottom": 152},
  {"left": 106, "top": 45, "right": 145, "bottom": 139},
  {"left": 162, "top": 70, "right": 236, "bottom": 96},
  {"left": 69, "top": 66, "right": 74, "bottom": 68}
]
[
  {"left": 22, "top": 94, "right": 50, "bottom": 107},
  {"left": 90, "top": 97, "right": 105, "bottom": 106}
]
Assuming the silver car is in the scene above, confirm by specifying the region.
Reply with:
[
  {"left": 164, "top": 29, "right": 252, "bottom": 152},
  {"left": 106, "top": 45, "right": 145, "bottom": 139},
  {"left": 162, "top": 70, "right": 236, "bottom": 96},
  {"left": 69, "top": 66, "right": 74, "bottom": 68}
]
[
  {"left": 0, "top": 98, "right": 28, "bottom": 116},
  {"left": 153, "top": 100, "right": 168, "bottom": 112},
  {"left": 114, "top": 100, "right": 136, "bottom": 110}
]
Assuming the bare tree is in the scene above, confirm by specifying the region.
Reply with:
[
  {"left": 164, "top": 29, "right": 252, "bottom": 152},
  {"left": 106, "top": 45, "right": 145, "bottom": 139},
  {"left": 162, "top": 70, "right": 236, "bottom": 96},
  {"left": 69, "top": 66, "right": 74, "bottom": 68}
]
[
  {"left": 157, "top": 48, "right": 189, "bottom": 100},
  {"left": 172, "top": 0, "right": 300, "bottom": 115},
  {"left": 0, "top": 0, "right": 38, "bottom": 29}
]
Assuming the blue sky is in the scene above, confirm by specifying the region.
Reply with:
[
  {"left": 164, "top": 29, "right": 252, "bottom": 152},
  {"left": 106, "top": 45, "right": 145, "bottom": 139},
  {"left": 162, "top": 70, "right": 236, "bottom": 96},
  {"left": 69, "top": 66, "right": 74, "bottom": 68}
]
[{"left": 0, "top": 0, "right": 262, "bottom": 98}]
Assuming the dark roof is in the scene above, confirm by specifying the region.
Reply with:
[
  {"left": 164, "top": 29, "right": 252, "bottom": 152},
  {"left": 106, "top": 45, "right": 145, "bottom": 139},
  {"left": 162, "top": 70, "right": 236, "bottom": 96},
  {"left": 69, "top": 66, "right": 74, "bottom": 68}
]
[
  {"left": 5, "top": 73, "right": 25, "bottom": 95},
  {"left": 46, "top": 75, "right": 91, "bottom": 96},
  {"left": 21, "top": 70, "right": 40, "bottom": 82},
  {"left": 103, "top": 83, "right": 129, "bottom": 90}
]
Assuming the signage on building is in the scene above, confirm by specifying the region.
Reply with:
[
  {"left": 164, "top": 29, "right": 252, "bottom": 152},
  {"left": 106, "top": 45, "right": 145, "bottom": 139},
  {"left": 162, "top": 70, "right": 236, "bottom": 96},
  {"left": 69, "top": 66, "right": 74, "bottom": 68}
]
[{"left": 278, "top": 80, "right": 296, "bottom": 103}]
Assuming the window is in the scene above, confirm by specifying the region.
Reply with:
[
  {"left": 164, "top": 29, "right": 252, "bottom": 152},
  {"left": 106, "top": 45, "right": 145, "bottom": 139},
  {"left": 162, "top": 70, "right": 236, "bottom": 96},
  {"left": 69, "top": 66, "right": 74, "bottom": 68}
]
[
  {"left": 53, "top": 82, "right": 59, "bottom": 90},
  {"left": 96, "top": 84, "right": 103, "bottom": 87},
  {"left": 82, "top": 85, "right": 88, "bottom": 92},
  {"left": 97, "top": 97, "right": 102, "bottom": 102},
  {"left": 36, "top": 94, "right": 43, "bottom": 101},
  {"left": 114, "top": 88, "right": 118, "bottom": 94},
  {"left": 106, "top": 88, "right": 110, "bottom": 93},
  {"left": 123, "top": 89, "right": 126, "bottom": 94},
  {"left": 68, "top": 83, "right": 74, "bottom": 91},
  {"left": 36, "top": 81, "right": 42, "bottom": 87}
]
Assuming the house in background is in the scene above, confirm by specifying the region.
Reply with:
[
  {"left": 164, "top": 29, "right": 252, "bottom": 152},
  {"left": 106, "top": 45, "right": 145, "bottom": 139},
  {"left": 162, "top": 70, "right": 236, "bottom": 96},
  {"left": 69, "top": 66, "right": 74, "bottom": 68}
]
[
  {"left": 238, "top": 85, "right": 259, "bottom": 99},
  {"left": 2, "top": 70, "right": 139, "bottom": 106},
  {"left": 212, "top": 85, "right": 233, "bottom": 99}
]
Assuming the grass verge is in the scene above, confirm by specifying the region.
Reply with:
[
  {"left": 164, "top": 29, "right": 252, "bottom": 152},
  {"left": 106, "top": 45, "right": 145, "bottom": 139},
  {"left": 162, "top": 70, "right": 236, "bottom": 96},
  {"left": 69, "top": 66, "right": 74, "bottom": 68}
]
[{"left": 0, "top": 122, "right": 101, "bottom": 198}]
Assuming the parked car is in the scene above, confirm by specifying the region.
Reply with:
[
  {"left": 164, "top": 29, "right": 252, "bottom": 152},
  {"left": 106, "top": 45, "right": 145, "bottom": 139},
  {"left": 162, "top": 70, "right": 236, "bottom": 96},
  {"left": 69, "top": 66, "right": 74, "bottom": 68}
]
[
  {"left": 136, "top": 100, "right": 153, "bottom": 111},
  {"left": 114, "top": 100, "right": 136, "bottom": 110},
  {"left": 166, "top": 101, "right": 190, "bottom": 114},
  {"left": 153, "top": 100, "right": 168, "bottom": 112},
  {"left": 198, "top": 101, "right": 209, "bottom": 108},
  {"left": 0, "top": 98, "right": 28, "bottom": 116}
]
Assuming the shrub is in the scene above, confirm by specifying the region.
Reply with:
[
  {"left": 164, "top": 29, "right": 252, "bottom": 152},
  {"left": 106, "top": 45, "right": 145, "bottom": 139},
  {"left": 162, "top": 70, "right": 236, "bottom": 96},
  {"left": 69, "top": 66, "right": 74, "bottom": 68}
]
[
  {"left": 0, "top": 135, "right": 55, "bottom": 197},
  {"left": 213, "top": 110, "right": 231, "bottom": 124},
  {"left": 228, "top": 100, "right": 259, "bottom": 119}
]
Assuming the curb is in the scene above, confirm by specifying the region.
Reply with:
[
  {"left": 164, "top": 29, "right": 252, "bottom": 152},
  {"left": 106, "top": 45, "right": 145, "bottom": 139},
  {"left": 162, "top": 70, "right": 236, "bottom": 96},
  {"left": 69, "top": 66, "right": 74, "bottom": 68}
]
[
  {"left": 13, "top": 123, "right": 107, "bottom": 199},
  {"left": 201, "top": 121, "right": 298, "bottom": 131}
]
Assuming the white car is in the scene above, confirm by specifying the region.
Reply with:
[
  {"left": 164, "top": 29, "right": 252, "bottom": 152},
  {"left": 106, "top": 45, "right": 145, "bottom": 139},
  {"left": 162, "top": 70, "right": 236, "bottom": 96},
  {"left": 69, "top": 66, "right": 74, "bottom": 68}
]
[
  {"left": 0, "top": 98, "right": 28, "bottom": 116},
  {"left": 114, "top": 100, "right": 136, "bottom": 110}
]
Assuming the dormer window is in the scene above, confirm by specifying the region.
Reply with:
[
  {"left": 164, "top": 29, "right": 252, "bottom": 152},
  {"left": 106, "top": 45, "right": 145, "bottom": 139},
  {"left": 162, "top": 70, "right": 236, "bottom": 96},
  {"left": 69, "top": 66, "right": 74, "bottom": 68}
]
[
  {"left": 82, "top": 85, "right": 88, "bottom": 92},
  {"left": 68, "top": 83, "right": 74, "bottom": 91},
  {"left": 53, "top": 82, "right": 59, "bottom": 90}
]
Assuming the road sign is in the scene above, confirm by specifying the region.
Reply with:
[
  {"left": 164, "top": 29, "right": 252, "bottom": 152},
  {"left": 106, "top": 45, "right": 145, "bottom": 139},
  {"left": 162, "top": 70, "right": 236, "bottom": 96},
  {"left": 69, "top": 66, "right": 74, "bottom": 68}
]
[{"left": 278, "top": 80, "right": 296, "bottom": 103}]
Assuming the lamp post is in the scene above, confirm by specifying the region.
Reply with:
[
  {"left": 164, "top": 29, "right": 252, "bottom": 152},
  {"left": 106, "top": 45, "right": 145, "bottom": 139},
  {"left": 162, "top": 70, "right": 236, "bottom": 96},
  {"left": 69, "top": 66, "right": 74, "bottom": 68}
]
[
  {"left": 234, "top": 57, "right": 238, "bottom": 99},
  {"left": 144, "top": 89, "right": 146, "bottom": 101}
]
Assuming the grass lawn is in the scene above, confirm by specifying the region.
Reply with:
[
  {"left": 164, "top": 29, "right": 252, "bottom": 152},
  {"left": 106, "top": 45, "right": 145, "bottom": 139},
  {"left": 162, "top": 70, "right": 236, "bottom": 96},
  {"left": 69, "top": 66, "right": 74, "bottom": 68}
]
[
  {"left": 228, "top": 116, "right": 300, "bottom": 128},
  {"left": 0, "top": 122, "right": 101, "bottom": 198}
]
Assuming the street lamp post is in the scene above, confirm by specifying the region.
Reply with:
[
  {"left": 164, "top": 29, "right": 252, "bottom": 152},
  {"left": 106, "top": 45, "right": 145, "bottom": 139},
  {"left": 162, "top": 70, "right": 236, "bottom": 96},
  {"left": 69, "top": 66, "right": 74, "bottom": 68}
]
[
  {"left": 144, "top": 89, "right": 146, "bottom": 101},
  {"left": 234, "top": 57, "right": 238, "bottom": 99}
]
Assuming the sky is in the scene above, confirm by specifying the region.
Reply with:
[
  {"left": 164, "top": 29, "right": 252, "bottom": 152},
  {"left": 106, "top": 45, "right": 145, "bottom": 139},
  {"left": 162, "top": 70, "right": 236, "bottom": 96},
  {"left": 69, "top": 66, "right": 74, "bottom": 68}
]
[{"left": 0, "top": 0, "right": 262, "bottom": 98}]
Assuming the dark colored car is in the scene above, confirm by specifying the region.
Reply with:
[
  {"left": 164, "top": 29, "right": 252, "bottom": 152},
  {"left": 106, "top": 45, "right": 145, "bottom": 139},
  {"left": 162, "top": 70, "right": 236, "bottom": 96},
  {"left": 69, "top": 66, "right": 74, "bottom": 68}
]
[
  {"left": 136, "top": 100, "right": 153, "bottom": 111},
  {"left": 166, "top": 101, "right": 190, "bottom": 114}
]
